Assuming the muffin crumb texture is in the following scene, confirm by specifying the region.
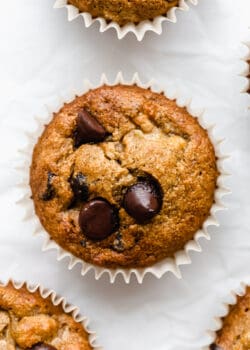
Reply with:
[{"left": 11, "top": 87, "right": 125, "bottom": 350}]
[
  {"left": 30, "top": 84, "right": 218, "bottom": 268},
  {"left": 0, "top": 283, "right": 92, "bottom": 349},
  {"left": 68, "top": 0, "right": 179, "bottom": 25},
  {"left": 211, "top": 287, "right": 250, "bottom": 350}
]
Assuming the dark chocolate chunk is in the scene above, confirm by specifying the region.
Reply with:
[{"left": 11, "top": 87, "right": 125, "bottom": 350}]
[
  {"left": 74, "top": 109, "right": 106, "bottom": 147},
  {"left": 70, "top": 173, "right": 89, "bottom": 202},
  {"left": 209, "top": 344, "right": 222, "bottom": 350},
  {"left": 79, "top": 198, "right": 119, "bottom": 240},
  {"left": 41, "top": 172, "right": 56, "bottom": 201},
  {"left": 123, "top": 175, "right": 163, "bottom": 223},
  {"left": 29, "top": 343, "right": 57, "bottom": 350}
]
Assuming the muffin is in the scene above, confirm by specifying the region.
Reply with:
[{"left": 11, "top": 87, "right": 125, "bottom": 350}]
[
  {"left": 30, "top": 84, "right": 218, "bottom": 269},
  {"left": 210, "top": 287, "right": 250, "bottom": 350},
  {"left": 67, "top": 0, "right": 179, "bottom": 25},
  {"left": 0, "top": 282, "right": 92, "bottom": 349}
]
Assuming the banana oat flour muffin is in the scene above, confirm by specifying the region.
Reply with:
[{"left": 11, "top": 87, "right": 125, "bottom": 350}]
[
  {"left": 210, "top": 287, "right": 250, "bottom": 350},
  {"left": 0, "top": 283, "right": 92, "bottom": 349},
  {"left": 67, "top": 0, "right": 179, "bottom": 25},
  {"left": 30, "top": 84, "right": 218, "bottom": 269}
]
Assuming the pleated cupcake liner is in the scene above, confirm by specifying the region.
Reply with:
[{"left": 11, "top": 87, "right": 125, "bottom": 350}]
[
  {"left": 203, "top": 282, "right": 249, "bottom": 350},
  {"left": 246, "top": 42, "right": 250, "bottom": 93},
  {"left": 16, "top": 72, "right": 230, "bottom": 284},
  {"left": 240, "top": 39, "right": 250, "bottom": 93},
  {"left": 0, "top": 278, "right": 102, "bottom": 349},
  {"left": 53, "top": 0, "right": 198, "bottom": 41}
]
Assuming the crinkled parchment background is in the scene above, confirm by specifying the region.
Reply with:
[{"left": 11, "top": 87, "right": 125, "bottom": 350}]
[{"left": 0, "top": 1, "right": 250, "bottom": 349}]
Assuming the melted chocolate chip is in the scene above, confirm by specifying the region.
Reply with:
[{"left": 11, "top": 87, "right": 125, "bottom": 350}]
[
  {"left": 70, "top": 173, "right": 89, "bottom": 202},
  {"left": 79, "top": 198, "right": 119, "bottom": 240},
  {"left": 123, "top": 176, "right": 163, "bottom": 223},
  {"left": 41, "top": 172, "right": 56, "bottom": 201},
  {"left": 74, "top": 109, "right": 106, "bottom": 147},
  {"left": 209, "top": 344, "right": 222, "bottom": 350},
  {"left": 29, "top": 343, "right": 57, "bottom": 350}
]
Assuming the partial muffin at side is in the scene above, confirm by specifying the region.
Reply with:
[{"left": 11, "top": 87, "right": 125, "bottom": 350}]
[
  {"left": 0, "top": 283, "right": 92, "bottom": 349},
  {"left": 210, "top": 287, "right": 250, "bottom": 350},
  {"left": 30, "top": 84, "right": 218, "bottom": 268},
  {"left": 68, "top": 0, "right": 179, "bottom": 25}
]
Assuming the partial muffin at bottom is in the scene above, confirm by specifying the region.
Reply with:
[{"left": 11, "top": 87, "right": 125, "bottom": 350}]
[
  {"left": 0, "top": 282, "right": 92, "bottom": 349},
  {"left": 30, "top": 84, "right": 218, "bottom": 268},
  {"left": 210, "top": 287, "right": 250, "bottom": 350}
]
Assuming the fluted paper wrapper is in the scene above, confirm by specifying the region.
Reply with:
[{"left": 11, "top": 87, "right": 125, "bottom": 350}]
[
  {"left": 204, "top": 282, "right": 249, "bottom": 350},
  {"left": 17, "top": 72, "right": 229, "bottom": 284},
  {"left": 0, "top": 279, "right": 101, "bottom": 349},
  {"left": 241, "top": 40, "right": 250, "bottom": 93},
  {"left": 246, "top": 43, "right": 250, "bottom": 93},
  {"left": 53, "top": 0, "right": 198, "bottom": 41}
]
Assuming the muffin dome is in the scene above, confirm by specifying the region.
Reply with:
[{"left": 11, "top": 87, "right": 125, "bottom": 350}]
[
  {"left": 0, "top": 283, "right": 92, "bottom": 349},
  {"left": 30, "top": 84, "right": 218, "bottom": 268}
]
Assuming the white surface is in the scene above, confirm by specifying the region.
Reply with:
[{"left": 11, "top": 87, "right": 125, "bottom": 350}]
[{"left": 0, "top": 1, "right": 249, "bottom": 349}]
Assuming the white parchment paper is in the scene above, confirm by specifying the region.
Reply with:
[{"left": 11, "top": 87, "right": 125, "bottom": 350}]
[{"left": 0, "top": 1, "right": 249, "bottom": 349}]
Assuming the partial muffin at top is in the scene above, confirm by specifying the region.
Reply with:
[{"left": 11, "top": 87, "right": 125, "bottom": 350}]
[
  {"left": 68, "top": 0, "right": 179, "bottom": 25},
  {"left": 30, "top": 84, "right": 218, "bottom": 268},
  {"left": 0, "top": 283, "right": 91, "bottom": 349},
  {"left": 210, "top": 287, "right": 250, "bottom": 350}
]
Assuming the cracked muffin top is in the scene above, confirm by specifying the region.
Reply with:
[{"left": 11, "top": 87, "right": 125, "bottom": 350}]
[
  {"left": 67, "top": 0, "right": 179, "bottom": 25},
  {"left": 210, "top": 287, "right": 250, "bottom": 350},
  {"left": 30, "top": 84, "right": 218, "bottom": 269},
  {"left": 0, "top": 283, "right": 92, "bottom": 350}
]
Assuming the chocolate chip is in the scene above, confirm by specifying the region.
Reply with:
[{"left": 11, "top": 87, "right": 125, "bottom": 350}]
[
  {"left": 29, "top": 343, "right": 57, "bottom": 350},
  {"left": 123, "top": 176, "right": 163, "bottom": 223},
  {"left": 40, "top": 172, "right": 56, "bottom": 201},
  {"left": 80, "top": 239, "right": 87, "bottom": 247},
  {"left": 74, "top": 109, "right": 106, "bottom": 147},
  {"left": 209, "top": 344, "right": 222, "bottom": 350},
  {"left": 79, "top": 198, "right": 119, "bottom": 240},
  {"left": 112, "top": 232, "right": 125, "bottom": 252},
  {"left": 70, "top": 173, "right": 89, "bottom": 202}
]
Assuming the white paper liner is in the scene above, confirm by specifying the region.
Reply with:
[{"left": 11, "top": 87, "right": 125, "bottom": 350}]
[
  {"left": 246, "top": 43, "right": 250, "bottom": 93},
  {"left": 53, "top": 0, "right": 198, "bottom": 41},
  {"left": 240, "top": 40, "right": 250, "bottom": 93},
  {"left": 203, "top": 282, "right": 249, "bottom": 350},
  {"left": 16, "top": 72, "right": 230, "bottom": 284},
  {"left": 0, "top": 278, "right": 102, "bottom": 349}
]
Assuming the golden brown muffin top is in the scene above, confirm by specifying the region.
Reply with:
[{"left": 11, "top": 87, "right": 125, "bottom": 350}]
[
  {"left": 68, "top": 0, "right": 179, "bottom": 25},
  {"left": 30, "top": 84, "right": 218, "bottom": 268},
  {"left": 0, "top": 283, "right": 92, "bottom": 350},
  {"left": 211, "top": 287, "right": 250, "bottom": 350}
]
